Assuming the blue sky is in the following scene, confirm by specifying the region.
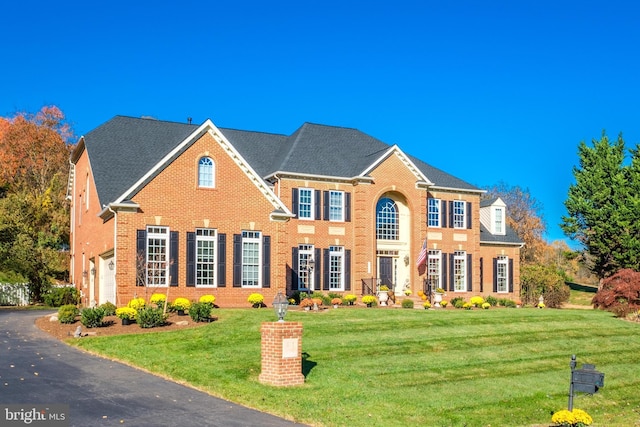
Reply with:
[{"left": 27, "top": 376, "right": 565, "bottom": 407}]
[{"left": 2, "top": 0, "right": 639, "bottom": 246}]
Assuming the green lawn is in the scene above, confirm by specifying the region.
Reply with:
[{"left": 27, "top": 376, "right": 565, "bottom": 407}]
[
  {"left": 71, "top": 307, "right": 640, "bottom": 427},
  {"left": 567, "top": 282, "right": 599, "bottom": 306}
]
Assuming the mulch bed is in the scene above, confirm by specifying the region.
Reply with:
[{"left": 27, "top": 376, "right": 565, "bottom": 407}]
[{"left": 35, "top": 312, "right": 213, "bottom": 341}]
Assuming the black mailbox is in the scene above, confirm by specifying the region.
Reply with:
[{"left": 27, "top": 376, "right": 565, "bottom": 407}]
[{"left": 572, "top": 363, "right": 604, "bottom": 394}]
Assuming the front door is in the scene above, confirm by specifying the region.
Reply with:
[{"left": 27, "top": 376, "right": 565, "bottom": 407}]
[
  {"left": 99, "top": 256, "right": 116, "bottom": 305},
  {"left": 379, "top": 256, "right": 393, "bottom": 291}
]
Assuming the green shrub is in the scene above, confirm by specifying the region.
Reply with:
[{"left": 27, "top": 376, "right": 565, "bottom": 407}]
[
  {"left": 497, "top": 298, "right": 510, "bottom": 307},
  {"left": 485, "top": 295, "right": 498, "bottom": 306},
  {"left": 100, "top": 301, "right": 116, "bottom": 316},
  {"left": 136, "top": 307, "right": 168, "bottom": 328},
  {"left": 450, "top": 297, "right": 464, "bottom": 308},
  {"left": 44, "top": 287, "right": 79, "bottom": 307},
  {"left": 80, "top": 307, "right": 106, "bottom": 328},
  {"left": 520, "top": 263, "right": 570, "bottom": 308},
  {"left": 401, "top": 299, "right": 414, "bottom": 309},
  {"left": 503, "top": 299, "right": 517, "bottom": 308},
  {"left": 189, "top": 302, "right": 213, "bottom": 322},
  {"left": 311, "top": 291, "right": 331, "bottom": 306},
  {"left": 58, "top": 304, "right": 79, "bottom": 324}
]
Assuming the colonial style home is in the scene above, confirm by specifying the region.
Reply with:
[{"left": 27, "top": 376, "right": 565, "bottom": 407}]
[{"left": 68, "top": 116, "right": 522, "bottom": 307}]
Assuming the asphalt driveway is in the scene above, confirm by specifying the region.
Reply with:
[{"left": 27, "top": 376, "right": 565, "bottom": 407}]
[{"left": 0, "top": 309, "right": 305, "bottom": 427}]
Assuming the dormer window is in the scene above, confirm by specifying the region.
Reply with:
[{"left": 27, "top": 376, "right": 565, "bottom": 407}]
[{"left": 495, "top": 207, "right": 504, "bottom": 234}]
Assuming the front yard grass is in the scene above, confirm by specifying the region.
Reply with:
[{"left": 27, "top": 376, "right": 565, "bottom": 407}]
[{"left": 71, "top": 307, "right": 640, "bottom": 426}]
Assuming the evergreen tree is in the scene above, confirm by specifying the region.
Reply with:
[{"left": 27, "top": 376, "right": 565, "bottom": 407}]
[{"left": 561, "top": 132, "right": 639, "bottom": 280}]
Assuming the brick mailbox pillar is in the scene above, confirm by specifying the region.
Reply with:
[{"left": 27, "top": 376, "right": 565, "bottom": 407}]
[{"left": 259, "top": 322, "right": 304, "bottom": 386}]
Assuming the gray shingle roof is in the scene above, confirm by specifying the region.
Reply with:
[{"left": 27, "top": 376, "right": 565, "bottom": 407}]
[
  {"left": 479, "top": 223, "right": 523, "bottom": 245},
  {"left": 79, "top": 116, "right": 481, "bottom": 207}
]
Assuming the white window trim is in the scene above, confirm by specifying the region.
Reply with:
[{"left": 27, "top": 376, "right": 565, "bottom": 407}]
[
  {"left": 198, "top": 157, "right": 215, "bottom": 188},
  {"left": 497, "top": 255, "right": 509, "bottom": 293},
  {"left": 329, "top": 246, "right": 345, "bottom": 291},
  {"left": 453, "top": 200, "right": 466, "bottom": 229},
  {"left": 453, "top": 250, "right": 466, "bottom": 292},
  {"left": 428, "top": 198, "right": 441, "bottom": 228},
  {"left": 241, "top": 231, "right": 262, "bottom": 288},
  {"left": 146, "top": 226, "right": 170, "bottom": 287},
  {"left": 298, "top": 245, "right": 315, "bottom": 291},
  {"left": 196, "top": 228, "right": 217, "bottom": 288},
  {"left": 298, "top": 188, "right": 315, "bottom": 220},
  {"left": 329, "top": 190, "right": 345, "bottom": 222},
  {"left": 494, "top": 207, "right": 505, "bottom": 235},
  {"left": 427, "top": 250, "right": 442, "bottom": 288}
]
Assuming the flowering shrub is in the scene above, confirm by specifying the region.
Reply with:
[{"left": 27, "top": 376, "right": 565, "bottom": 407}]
[
  {"left": 551, "top": 408, "right": 593, "bottom": 426},
  {"left": 150, "top": 293, "right": 166, "bottom": 306},
  {"left": 417, "top": 290, "right": 424, "bottom": 297},
  {"left": 440, "top": 300, "right": 448, "bottom": 308},
  {"left": 172, "top": 297, "right": 191, "bottom": 311},
  {"left": 463, "top": 302, "right": 473, "bottom": 310},
  {"left": 538, "top": 302, "right": 546, "bottom": 308},
  {"left": 115, "top": 307, "right": 137, "bottom": 320},
  {"left": 482, "top": 302, "right": 491, "bottom": 309},
  {"left": 423, "top": 301, "right": 431, "bottom": 309},
  {"left": 404, "top": 289, "right": 412, "bottom": 296},
  {"left": 127, "top": 297, "right": 146, "bottom": 310},
  {"left": 199, "top": 294, "right": 216, "bottom": 305},
  {"left": 247, "top": 293, "right": 264, "bottom": 307},
  {"left": 470, "top": 296, "right": 485, "bottom": 307},
  {"left": 299, "top": 298, "right": 314, "bottom": 308},
  {"left": 344, "top": 294, "right": 357, "bottom": 305},
  {"left": 331, "top": 297, "right": 343, "bottom": 306},
  {"left": 362, "top": 295, "right": 377, "bottom": 306},
  {"left": 379, "top": 285, "right": 389, "bottom": 291}
]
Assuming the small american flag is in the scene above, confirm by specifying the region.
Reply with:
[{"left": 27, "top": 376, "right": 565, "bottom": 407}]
[{"left": 416, "top": 239, "right": 427, "bottom": 268}]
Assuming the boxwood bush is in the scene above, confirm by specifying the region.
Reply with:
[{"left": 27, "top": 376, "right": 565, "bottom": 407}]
[
  {"left": 136, "top": 307, "right": 168, "bottom": 328},
  {"left": 58, "top": 304, "right": 79, "bottom": 324},
  {"left": 189, "top": 302, "right": 213, "bottom": 322},
  {"left": 80, "top": 307, "right": 106, "bottom": 328}
]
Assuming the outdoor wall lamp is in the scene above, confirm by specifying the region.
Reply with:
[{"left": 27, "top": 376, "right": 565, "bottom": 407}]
[{"left": 108, "top": 260, "right": 115, "bottom": 270}]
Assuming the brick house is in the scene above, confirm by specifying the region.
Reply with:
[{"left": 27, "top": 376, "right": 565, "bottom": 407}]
[{"left": 68, "top": 116, "right": 522, "bottom": 307}]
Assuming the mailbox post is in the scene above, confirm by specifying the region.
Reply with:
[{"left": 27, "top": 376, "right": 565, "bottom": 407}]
[{"left": 568, "top": 355, "right": 604, "bottom": 411}]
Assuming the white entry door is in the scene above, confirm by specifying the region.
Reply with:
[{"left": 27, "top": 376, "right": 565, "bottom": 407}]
[{"left": 99, "top": 257, "right": 116, "bottom": 305}]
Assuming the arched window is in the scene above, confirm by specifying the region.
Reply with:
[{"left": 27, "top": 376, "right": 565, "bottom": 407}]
[
  {"left": 376, "top": 197, "right": 398, "bottom": 240},
  {"left": 198, "top": 157, "right": 214, "bottom": 188}
]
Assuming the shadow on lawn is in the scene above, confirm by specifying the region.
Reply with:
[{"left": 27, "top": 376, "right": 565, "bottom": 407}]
[
  {"left": 302, "top": 352, "right": 317, "bottom": 377},
  {"left": 567, "top": 282, "right": 598, "bottom": 293}
]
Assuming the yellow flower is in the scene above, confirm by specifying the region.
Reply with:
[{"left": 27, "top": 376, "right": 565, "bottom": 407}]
[
  {"left": 127, "top": 297, "right": 146, "bottom": 310},
  {"left": 199, "top": 294, "right": 216, "bottom": 305}
]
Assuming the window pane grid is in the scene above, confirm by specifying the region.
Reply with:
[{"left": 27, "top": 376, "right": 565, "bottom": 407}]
[
  {"left": 146, "top": 227, "right": 168, "bottom": 287},
  {"left": 298, "top": 245, "right": 313, "bottom": 290},
  {"left": 242, "top": 231, "right": 261, "bottom": 287},
  {"left": 198, "top": 157, "right": 214, "bottom": 188},
  {"left": 299, "top": 189, "right": 312, "bottom": 219},
  {"left": 329, "top": 246, "right": 344, "bottom": 290},
  {"left": 196, "top": 228, "right": 216, "bottom": 286},
  {"left": 454, "top": 250, "right": 466, "bottom": 291},
  {"left": 453, "top": 201, "right": 465, "bottom": 228},
  {"left": 376, "top": 198, "right": 399, "bottom": 240},
  {"left": 497, "top": 255, "right": 508, "bottom": 292},
  {"left": 427, "top": 250, "right": 441, "bottom": 288},
  {"left": 428, "top": 199, "right": 440, "bottom": 227},
  {"left": 329, "top": 191, "right": 344, "bottom": 221}
]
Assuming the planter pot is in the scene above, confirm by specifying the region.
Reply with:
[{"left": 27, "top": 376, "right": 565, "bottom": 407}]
[
  {"left": 121, "top": 318, "right": 133, "bottom": 325},
  {"left": 333, "top": 304, "right": 339, "bottom": 309},
  {"left": 177, "top": 310, "right": 186, "bottom": 316},
  {"left": 434, "top": 293, "right": 444, "bottom": 308},
  {"left": 378, "top": 291, "right": 389, "bottom": 306},
  {"left": 304, "top": 306, "right": 311, "bottom": 311}
]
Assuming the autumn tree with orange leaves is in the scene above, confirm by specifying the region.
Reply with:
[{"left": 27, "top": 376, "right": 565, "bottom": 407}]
[{"left": 0, "top": 106, "right": 74, "bottom": 302}]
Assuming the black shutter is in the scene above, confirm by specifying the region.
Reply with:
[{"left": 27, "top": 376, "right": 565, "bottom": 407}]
[
  {"left": 136, "top": 230, "right": 146, "bottom": 286},
  {"left": 345, "top": 192, "right": 351, "bottom": 222},
  {"left": 233, "top": 234, "right": 242, "bottom": 287},
  {"left": 170, "top": 231, "right": 179, "bottom": 286},
  {"left": 449, "top": 253, "right": 455, "bottom": 291},
  {"left": 467, "top": 254, "right": 472, "bottom": 292},
  {"left": 441, "top": 201, "right": 447, "bottom": 228},
  {"left": 292, "top": 247, "right": 299, "bottom": 290},
  {"left": 218, "top": 234, "right": 226, "bottom": 287},
  {"left": 292, "top": 188, "right": 299, "bottom": 217},
  {"left": 323, "top": 191, "right": 330, "bottom": 220},
  {"left": 509, "top": 259, "right": 514, "bottom": 293},
  {"left": 449, "top": 201, "right": 454, "bottom": 228},
  {"left": 493, "top": 258, "right": 498, "bottom": 293},
  {"left": 314, "top": 248, "right": 321, "bottom": 291},
  {"left": 467, "top": 202, "right": 473, "bottom": 229},
  {"left": 186, "top": 232, "right": 195, "bottom": 287},
  {"left": 345, "top": 249, "right": 351, "bottom": 290},
  {"left": 315, "top": 190, "right": 321, "bottom": 220},
  {"left": 323, "top": 248, "right": 330, "bottom": 290},
  {"left": 262, "top": 235, "right": 271, "bottom": 288},
  {"left": 479, "top": 257, "right": 484, "bottom": 293},
  {"left": 441, "top": 252, "right": 448, "bottom": 288}
]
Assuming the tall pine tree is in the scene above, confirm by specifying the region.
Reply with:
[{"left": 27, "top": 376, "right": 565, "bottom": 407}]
[{"left": 561, "top": 132, "right": 640, "bottom": 281}]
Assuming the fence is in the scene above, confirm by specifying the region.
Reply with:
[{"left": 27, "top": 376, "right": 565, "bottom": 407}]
[{"left": 0, "top": 283, "right": 30, "bottom": 306}]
